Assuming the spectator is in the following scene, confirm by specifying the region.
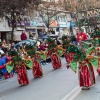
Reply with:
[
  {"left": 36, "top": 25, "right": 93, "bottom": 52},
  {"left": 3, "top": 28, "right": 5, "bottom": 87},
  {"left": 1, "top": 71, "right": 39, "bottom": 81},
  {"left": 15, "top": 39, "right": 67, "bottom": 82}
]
[
  {"left": 29, "top": 31, "right": 34, "bottom": 39},
  {"left": 70, "top": 35, "right": 78, "bottom": 45},
  {"left": 39, "top": 30, "right": 44, "bottom": 38},
  {"left": 48, "top": 28, "right": 52, "bottom": 35},
  {"left": 56, "top": 37, "right": 61, "bottom": 45},
  {"left": 39, "top": 41, "right": 46, "bottom": 51},
  {"left": 20, "top": 30, "right": 27, "bottom": 41},
  {"left": 51, "top": 28, "right": 55, "bottom": 34}
]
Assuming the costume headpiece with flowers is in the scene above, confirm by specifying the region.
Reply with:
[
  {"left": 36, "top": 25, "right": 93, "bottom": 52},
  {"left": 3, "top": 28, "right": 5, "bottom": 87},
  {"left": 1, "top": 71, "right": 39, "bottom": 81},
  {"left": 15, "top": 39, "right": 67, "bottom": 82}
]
[
  {"left": 46, "top": 37, "right": 56, "bottom": 50},
  {"left": 62, "top": 35, "right": 70, "bottom": 49},
  {"left": 25, "top": 44, "right": 36, "bottom": 57},
  {"left": 8, "top": 50, "right": 21, "bottom": 62},
  {"left": 91, "top": 27, "right": 100, "bottom": 46}
]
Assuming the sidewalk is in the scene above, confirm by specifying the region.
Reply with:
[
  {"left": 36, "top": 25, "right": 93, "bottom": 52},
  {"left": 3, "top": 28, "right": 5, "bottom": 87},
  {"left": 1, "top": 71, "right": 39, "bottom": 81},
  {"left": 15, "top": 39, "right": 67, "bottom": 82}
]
[{"left": 71, "top": 75, "right": 100, "bottom": 100}]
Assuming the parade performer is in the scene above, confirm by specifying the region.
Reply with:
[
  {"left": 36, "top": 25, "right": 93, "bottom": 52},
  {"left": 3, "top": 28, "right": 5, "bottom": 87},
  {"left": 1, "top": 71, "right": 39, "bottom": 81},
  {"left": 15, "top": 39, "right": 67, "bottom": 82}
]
[
  {"left": 9, "top": 50, "right": 29, "bottom": 86},
  {"left": 25, "top": 45, "right": 43, "bottom": 78},
  {"left": 76, "top": 31, "right": 88, "bottom": 45},
  {"left": 91, "top": 27, "right": 100, "bottom": 75},
  {"left": 62, "top": 35, "right": 71, "bottom": 68},
  {"left": 68, "top": 45, "right": 98, "bottom": 90},
  {"left": 51, "top": 48, "right": 61, "bottom": 69},
  {"left": 5, "top": 53, "right": 14, "bottom": 78},
  {"left": 22, "top": 52, "right": 32, "bottom": 69},
  {"left": 56, "top": 45, "right": 65, "bottom": 57},
  {"left": 47, "top": 37, "right": 61, "bottom": 69}
]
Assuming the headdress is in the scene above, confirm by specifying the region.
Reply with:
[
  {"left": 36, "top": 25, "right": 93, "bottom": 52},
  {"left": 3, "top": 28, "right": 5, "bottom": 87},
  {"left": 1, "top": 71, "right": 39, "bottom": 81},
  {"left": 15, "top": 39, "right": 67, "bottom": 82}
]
[
  {"left": 8, "top": 50, "right": 21, "bottom": 62},
  {"left": 67, "top": 44, "right": 86, "bottom": 61},
  {"left": 25, "top": 44, "right": 36, "bottom": 57},
  {"left": 62, "top": 35, "right": 70, "bottom": 45},
  {"left": 91, "top": 30, "right": 100, "bottom": 46},
  {"left": 46, "top": 37, "right": 56, "bottom": 50}
]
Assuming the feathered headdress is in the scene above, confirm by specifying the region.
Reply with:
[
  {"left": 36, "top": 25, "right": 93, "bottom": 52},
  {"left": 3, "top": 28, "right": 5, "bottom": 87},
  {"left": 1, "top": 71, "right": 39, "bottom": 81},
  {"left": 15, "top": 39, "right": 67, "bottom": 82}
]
[
  {"left": 62, "top": 35, "right": 70, "bottom": 45},
  {"left": 67, "top": 44, "right": 86, "bottom": 61},
  {"left": 46, "top": 37, "right": 56, "bottom": 49},
  {"left": 8, "top": 50, "right": 21, "bottom": 62},
  {"left": 91, "top": 30, "right": 100, "bottom": 46},
  {"left": 25, "top": 44, "right": 36, "bottom": 56}
]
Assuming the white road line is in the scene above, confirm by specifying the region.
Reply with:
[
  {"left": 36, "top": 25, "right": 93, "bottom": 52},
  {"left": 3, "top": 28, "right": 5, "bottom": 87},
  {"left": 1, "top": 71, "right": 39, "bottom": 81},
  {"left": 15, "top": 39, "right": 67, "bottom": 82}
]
[
  {"left": 61, "top": 86, "right": 79, "bottom": 100},
  {"left": 69, "top": 88, "right": 81, "bottom": 100},
  {"left": 48, "top": 69, "right": 58, "bottom": 75},
  {"left": 0, "top": 96, "right": 6, "bottom": 100},
  {"left": 61, "top": 71, "right": 98, "bottom": 100}
]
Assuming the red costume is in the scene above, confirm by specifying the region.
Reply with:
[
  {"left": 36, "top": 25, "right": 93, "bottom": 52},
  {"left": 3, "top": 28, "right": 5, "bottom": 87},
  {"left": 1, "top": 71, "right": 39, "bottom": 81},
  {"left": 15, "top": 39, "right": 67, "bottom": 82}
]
[
  {"left": 16, "top": 63, "right": 29, "bottom": 85},
  {"left": 97, "top": 58, "right": 100, "bottom": 75},
  {"left": 76, "top": 32, "right": 88, "bottom": 42},
  {"left": 79, "top": 60, "right": 95, "bottom": 89},
  {"left": 32, "top": 59, "right": 43, "bottom": 78},
  {"left": 64, "top": 52, "right": 75, "bottom": 69},
  {"left": 51, "top": 53, "right": 61, "bottom": 69}
]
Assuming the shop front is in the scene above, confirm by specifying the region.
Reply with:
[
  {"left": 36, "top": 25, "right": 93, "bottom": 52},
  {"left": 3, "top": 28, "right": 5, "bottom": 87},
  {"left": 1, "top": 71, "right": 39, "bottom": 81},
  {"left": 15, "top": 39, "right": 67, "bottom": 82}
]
[{"left": 58, "top": 22, "right": 70, "bottom": 36}]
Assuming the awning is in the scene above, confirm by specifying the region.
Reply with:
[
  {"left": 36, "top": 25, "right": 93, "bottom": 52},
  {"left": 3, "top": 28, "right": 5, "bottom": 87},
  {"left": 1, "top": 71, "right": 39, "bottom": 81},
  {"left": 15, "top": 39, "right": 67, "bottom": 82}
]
[
  {"left": 26, "top": 26, "right": 45, "bottom": 29},
  {"left": 37, "top": 26, "right": 45, "bottom": 29},
  {"left": 49, "top": 20, "right": 58, "bottom": 27},
  {"left": 0, "top": 29, "right": 11, "bottom": 32}
]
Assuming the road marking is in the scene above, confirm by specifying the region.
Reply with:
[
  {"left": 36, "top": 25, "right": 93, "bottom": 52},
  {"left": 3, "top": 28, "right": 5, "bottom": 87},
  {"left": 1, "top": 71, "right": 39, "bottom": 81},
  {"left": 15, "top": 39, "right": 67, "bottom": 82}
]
[
  {"left": 68, "top": 88, "right": 81, "bottom": 100},
  {"left": 61, "top": 86, "right": 79, "bottom": 100},
  {"left": 48, "top": 69, "right": 58, "bottom": 75},
  {"left": 61, "top": 71, "right": 98, "bottom": 100},
  {"left": 0, "top": 96, "right": 6, "bottom": 100}
]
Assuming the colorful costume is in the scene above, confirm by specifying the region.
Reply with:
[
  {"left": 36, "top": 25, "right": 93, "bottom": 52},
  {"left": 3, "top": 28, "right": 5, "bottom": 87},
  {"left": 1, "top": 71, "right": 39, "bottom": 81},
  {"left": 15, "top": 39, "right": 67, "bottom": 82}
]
[
  {"left": 25, "top": 45, "right": 43, "bottom": 78},
  {"left": 76, "top": 32, "right": 88, "bottom": 43},
  {"left": 47, "top": 37, "right": 61, "bottom": 69},
  {"left": 91, "top": 28, "right": 100, "bottom": 74},
  {"left": 68, "top": 45, "right": 98, "bottom": 90},
  {"left": 62, "top": 35, "right": 71, "bottom": 68},
  {"left": 9, "top": 50, "right": 29, "bottom": 85}
]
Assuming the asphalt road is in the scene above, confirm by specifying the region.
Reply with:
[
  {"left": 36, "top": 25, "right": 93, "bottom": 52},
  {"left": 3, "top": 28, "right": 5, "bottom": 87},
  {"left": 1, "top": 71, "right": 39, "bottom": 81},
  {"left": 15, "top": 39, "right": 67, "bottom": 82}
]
[
  {"left": 0, "top": 58, "right": 78, "bottom": 100},
  {"left": 72, "top": 74, "right": 100, "bottom": 100}
]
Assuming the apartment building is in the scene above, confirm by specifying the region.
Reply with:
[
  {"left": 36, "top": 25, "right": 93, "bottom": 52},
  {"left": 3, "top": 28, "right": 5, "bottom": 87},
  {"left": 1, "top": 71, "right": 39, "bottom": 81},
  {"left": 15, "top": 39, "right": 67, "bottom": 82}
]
[{"left": 0, "top": 17, "right": 11, "bottom": 42}]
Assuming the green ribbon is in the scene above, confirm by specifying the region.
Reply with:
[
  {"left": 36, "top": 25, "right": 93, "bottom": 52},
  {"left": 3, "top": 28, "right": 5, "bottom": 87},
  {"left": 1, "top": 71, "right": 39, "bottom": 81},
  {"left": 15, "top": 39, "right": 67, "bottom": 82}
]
[
  {"left": 6, "top": 61, "right": 14, "bottom": 73},
  {"left": 86, "top": 47, "right": 95, "bottom": 56},
  {"left": 40, "top": 53, "right": 46, "bottom": 61},
  {"left": 89, "top": 56, "right": 98, "bottom": 69},
  {"left": 25, "top": 59, "right": 32, "bottom": 69},
  {"left": 58, "top": 49, "right": 63, "bottom": 57},
  {"left": 70, "top": 61, "right": 77, "bottom": 73}
]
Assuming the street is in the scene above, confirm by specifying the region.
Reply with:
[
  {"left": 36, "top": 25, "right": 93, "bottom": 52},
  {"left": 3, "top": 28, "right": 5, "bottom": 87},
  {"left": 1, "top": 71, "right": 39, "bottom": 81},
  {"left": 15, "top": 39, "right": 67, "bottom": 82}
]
[
  {"left": 0, "top": 58, "right": 100, "bottom": 100},
  {"left": 0, "top": 58, "right": 78, "bottom": 100},
  {"left": 72, "top": 75, "right": 100, "bottom": 100}
]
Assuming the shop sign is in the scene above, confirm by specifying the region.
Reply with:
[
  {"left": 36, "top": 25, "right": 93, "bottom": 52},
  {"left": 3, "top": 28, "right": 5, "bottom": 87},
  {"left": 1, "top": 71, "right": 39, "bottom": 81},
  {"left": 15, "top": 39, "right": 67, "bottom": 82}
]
[{"left": 81, "top": 9, "right": 100, "bottom": 18}]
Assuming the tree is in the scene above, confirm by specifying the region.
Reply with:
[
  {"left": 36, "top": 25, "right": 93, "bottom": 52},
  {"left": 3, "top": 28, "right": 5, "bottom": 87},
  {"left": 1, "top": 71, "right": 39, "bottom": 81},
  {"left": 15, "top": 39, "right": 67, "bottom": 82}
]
[
  {"left": 61, "top": 0, "right": 100, "bottom": 13},
  {"left": 37, "top": 0, "right": 63, "bottom": 29},
  {"left": 0, "top": 0, "right": 41, "bottom": 42},
  {"left": 60, "top": 0, "right": 100, "bottom": 30}
]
